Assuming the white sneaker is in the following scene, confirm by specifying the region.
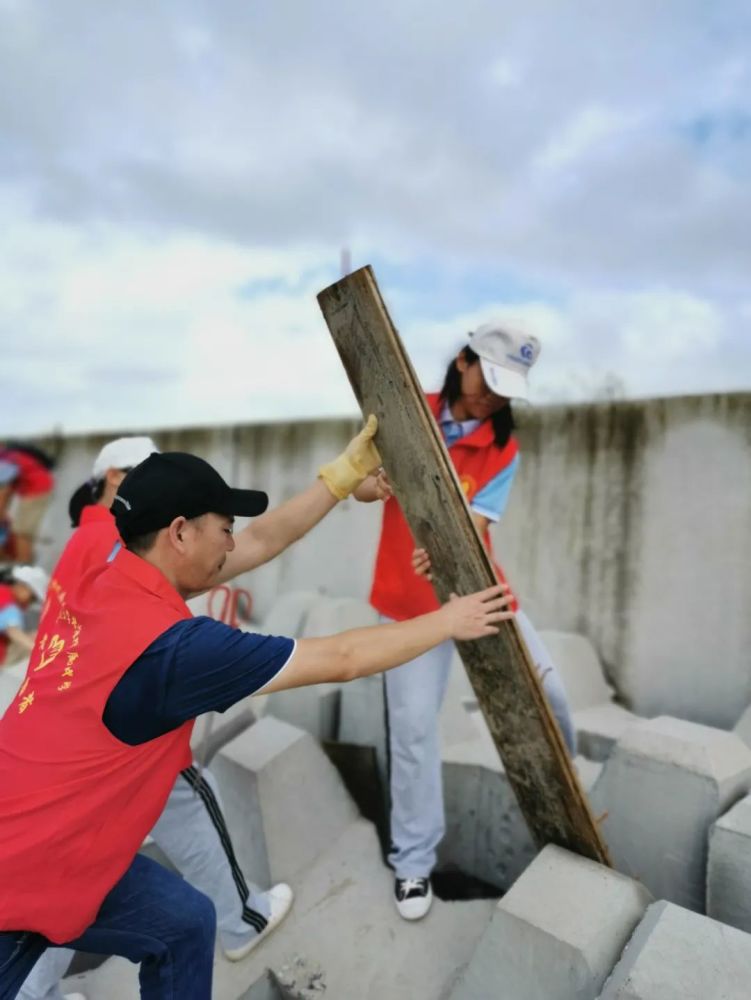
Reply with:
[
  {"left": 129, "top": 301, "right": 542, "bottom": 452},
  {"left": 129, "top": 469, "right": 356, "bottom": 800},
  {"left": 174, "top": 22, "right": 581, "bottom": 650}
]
[
  {"left": 394, "top": 876, "right": 432, "bottom": 920},
  {"left": 223, "top": 883, "right": 294, "bottom": 961}
]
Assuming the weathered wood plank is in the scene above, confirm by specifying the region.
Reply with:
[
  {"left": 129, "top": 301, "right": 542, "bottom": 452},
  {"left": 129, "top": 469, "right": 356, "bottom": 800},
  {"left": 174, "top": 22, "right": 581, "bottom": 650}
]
[{"left": 317, "top": 265, "right": 611, "bottom": 865}]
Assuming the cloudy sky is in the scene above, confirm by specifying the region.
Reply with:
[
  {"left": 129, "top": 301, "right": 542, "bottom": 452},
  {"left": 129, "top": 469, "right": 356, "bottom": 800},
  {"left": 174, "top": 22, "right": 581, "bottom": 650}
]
[{"left": 1, "top": 0, "right": 750, "bottom": 436}]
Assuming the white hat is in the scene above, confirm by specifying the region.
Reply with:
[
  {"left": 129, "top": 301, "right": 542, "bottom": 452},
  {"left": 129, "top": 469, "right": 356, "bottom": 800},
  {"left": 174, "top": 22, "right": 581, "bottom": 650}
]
[
  {"left": 469, "top": 323, "right": 541, "bottom": 401},
  {"left": 92, "top": 436, "right": 159, "bottom": 480},
  {"left": 12, "top": 565, "right": 49, "bottom": 603}
]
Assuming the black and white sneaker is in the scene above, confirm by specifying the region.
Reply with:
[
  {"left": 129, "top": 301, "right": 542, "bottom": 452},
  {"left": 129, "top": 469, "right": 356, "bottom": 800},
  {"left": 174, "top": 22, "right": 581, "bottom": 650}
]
[{"left": 394, "top": 876, "right": 433, "bottom": 920}]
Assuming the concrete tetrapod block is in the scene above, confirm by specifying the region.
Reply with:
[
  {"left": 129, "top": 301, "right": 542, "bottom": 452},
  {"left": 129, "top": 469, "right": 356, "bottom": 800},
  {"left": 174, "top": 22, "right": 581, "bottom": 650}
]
[
  {"left": 440, "top": 692, "right": 602, "bottom": 891},
  {"left": 574, "top": 703, "right": 641, "bottom": 763},
  {"left": 0, "top": 660, "right": 27, "bottom": 717},
  {"left": 259, "top": 590, "right": 321, "bottom": 639},
  {"left": 598, "top": 900, "right": 751, "bottom": 999},
  {"left": 217, "top": 818, "right": 496, "bottom": 1000},
  {"left": 538, "top": 630, "right": 614, "bottom": 711},
  {"left": 706, "top": 792, "right": 751, "bottom": 933},
  {"left": 263, "top": 596, "right": 377, "bottom": 742},
  {"left": 450, "top": 845, "right": 652, "bottom": 1000},
  {"left": 258, "top": 593, "right": 334, "bottom": 737},
  {"left": 190, "top": 701, "right": 258, "bottom": 767},
  {"left": 210, "top": 716, "right": 360, "bottom": 888},
  {"left": 732, "top": 702, "right": 751, "bottom": 749},
  {"left": 262, "top": 680, "right": 340, "bottom": 743},
  {"left": 440, "top": 727, "right": 535, "bottom": 891},
  {"left": 66, "top": 820, "right": 497, "bottom": 1000},
  {"left": 590, "top": 715, "right": 751, "bottom": 911}
]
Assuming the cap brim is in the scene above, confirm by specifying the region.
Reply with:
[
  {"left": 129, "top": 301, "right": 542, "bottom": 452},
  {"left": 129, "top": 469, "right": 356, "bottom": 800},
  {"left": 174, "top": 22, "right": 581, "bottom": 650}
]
[
  {"left": 223, "top": 488, "right": 269, "bottom": 518},
  {"left": 479, "top": 357, "right": 530, "bottom": 401}
]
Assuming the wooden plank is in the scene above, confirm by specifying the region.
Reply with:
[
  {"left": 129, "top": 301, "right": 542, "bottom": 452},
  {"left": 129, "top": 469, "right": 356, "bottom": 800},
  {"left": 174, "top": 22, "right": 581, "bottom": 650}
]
[{"left": 317, "top": 265, "right": 611, "bottom": 865}]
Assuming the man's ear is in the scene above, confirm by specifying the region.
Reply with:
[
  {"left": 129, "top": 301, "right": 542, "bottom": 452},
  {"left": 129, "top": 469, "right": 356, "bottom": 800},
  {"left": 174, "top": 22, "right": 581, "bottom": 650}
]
[{"left": 166, "top": 516, "right": 189, "bottom": 548}]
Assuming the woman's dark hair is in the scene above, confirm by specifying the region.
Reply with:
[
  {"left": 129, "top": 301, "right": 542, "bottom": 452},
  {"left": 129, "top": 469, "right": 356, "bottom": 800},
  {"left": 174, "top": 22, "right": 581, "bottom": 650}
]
[
  {"left": 68, "top": 466, "right": 134, "bottom": 528},
  {"left": 439, "top": 345, "right": 515, "bottom": 448},
  {"left": 68, "top": 479, "right": 105, "bottom": 528}
]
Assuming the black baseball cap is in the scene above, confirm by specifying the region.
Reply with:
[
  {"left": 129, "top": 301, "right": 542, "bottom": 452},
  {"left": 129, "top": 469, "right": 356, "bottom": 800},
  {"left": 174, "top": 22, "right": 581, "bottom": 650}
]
[{"left": 112, "top": 451, "right": 268, "bottom": 543}]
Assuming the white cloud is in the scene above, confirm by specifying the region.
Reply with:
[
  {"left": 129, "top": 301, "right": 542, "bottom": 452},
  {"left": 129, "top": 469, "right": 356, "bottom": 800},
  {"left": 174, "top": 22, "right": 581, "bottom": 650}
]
[
  {"left": 0, "top": 0, "right": 749, "bottom": 436},
  {"left": 619, "top": 293, "right": 722, "bottom": 357},
  {"left": 535, "top": 105, "right": 644, "bottom": 174}
]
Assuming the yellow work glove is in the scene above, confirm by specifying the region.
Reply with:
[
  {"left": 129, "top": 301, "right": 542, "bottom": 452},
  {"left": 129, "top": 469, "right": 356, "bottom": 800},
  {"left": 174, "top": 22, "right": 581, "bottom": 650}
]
[{"left": 318, "top": 414, "right": 382, "bottom": 500}]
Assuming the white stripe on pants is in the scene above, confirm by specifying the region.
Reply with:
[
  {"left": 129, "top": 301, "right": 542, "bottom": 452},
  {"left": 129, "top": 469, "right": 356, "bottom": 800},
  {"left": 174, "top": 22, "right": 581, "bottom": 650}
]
[
  {"left": 18, "top": 764, "right": 268, "bottom": 999},
  {"left": 384, "top": 611, "right": 576, "bottom": 879}
]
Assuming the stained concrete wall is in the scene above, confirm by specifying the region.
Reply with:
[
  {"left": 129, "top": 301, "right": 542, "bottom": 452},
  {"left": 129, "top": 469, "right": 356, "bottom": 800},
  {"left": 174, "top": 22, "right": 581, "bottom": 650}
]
[
  {"left": 27, "top": 391, "right": 750, "bottom": 726},
  {"left": 497, "top": 393, "right": 751, "bottom": 728}
]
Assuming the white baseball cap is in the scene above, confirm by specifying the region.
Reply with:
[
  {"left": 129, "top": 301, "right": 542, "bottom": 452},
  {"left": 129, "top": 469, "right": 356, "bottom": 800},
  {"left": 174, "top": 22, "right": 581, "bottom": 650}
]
[
  {"left": 469, "top": 323, "right": 541, "bottom": 401},
  {"left": 12, "top": 565, "right": 49, "bottom": 603},
  {"left": 92, "top": 436, "right": 159, "bottom": 480}
]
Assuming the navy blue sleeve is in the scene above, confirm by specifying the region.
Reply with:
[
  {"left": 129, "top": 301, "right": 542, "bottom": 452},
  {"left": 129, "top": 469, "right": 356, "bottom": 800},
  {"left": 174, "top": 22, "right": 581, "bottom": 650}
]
[{"left": 103, "top": 616, "right": 295, "bottom": 746}]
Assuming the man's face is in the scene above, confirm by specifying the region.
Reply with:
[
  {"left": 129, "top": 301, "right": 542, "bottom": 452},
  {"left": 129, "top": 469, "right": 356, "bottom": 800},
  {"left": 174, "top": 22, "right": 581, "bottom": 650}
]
[{"left": 180, "top": 512, "right": 235, "bottom": 591}]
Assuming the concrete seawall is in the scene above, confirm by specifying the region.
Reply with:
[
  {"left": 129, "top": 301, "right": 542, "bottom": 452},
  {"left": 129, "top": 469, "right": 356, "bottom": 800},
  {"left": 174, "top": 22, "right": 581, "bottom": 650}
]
[
  {"left": 27, "top": 390, "right": 751, "bottom": 727},
  {"left": 499, "top": 392, "right": 751, "bottom": 727}
]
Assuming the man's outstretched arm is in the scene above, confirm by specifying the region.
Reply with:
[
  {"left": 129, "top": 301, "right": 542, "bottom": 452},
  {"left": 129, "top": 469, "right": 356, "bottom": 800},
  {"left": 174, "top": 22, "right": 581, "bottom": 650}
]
[
  {"left": 215, "top": 416, "right": 381, "bottom": 581},
  {"left": 103, "top": 583, "right": 512, "bottom": 743},
  {"left": 216, "top": 479, "right": 338, "bottom": 579},
  {"left": 261, "top": 583, "right": 512, "bottom": 693}
]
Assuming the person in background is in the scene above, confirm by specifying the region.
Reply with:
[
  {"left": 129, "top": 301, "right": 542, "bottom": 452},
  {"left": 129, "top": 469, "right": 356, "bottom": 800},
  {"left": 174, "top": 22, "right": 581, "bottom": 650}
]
[
  {"left": 0, "top": 565, "right": 49, "bottom": 668},
  {"left": 0, "top": 443, "right": 56, "bottom": 565},
  {"left": 355, "top": 323, "right": 576, "bottom": 921}
]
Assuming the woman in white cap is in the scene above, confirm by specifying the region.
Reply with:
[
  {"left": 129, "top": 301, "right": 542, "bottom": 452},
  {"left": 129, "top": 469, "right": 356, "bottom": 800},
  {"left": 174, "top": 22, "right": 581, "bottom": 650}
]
[
  {"left": 357, "top": 323, "right": 576, "bottom": 922},
  {"left": 0, "top": 565, "right": 49, "bottom": 667}
]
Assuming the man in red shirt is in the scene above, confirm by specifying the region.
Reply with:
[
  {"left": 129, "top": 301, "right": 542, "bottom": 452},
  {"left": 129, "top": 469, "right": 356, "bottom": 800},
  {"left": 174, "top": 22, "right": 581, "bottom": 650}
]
[
  {"left": 20, "top": 426, "right": 381, "bottom": 998},
  {"left": 0, "top": 443, "right": 511, "bottom": 999}
]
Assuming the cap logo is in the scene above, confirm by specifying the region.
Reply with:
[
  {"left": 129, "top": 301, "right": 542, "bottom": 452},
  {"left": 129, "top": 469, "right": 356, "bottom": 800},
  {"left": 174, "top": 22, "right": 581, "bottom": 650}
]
[
  {"left": 507, "top": 343, "right": 536, "bottom": 368},
  {"left": 113, "top": 494, "right": 132, "bottom": 511}
]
